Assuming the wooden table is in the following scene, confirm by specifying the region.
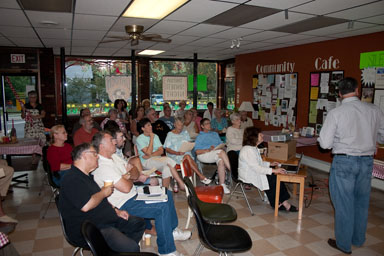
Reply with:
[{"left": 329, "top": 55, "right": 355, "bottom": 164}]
[{"left": 264, "top": 156, "right": 307, "bottom": 220}]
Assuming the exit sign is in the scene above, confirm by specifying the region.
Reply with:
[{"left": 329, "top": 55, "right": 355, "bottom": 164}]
[{"left": 10, "top": 54, "right": 25, "bottom": 63}]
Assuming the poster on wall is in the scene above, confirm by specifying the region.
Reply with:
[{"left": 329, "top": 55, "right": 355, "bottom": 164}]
[
  {"left": 105, "top": 76, "right": 131, "bottom": 101},
  {"left": 374, "top": 90, "right": 384, "bottom": 113},
  {"left": 376, "top": 68, "right": 384, "bottom": 89},
  {"left": 162, "top": 76, "right": 188, "bottom": 101}
]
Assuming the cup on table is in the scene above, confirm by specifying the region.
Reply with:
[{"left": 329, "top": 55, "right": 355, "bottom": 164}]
[
  {"left": 104, "top": 180, "right": 113, "bottom": 187},
  {"left": 293, "top": 132, "right": 300, "bottom": 139},
  {"left": 145, "top": 234, "right": 151, "bottom": 246}
]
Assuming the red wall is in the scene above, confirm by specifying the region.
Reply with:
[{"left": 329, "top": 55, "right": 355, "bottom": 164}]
[{"left": 235, "top": 32, "right": 384, "bottom": 162}]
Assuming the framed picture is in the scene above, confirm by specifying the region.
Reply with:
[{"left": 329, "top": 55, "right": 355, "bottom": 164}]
[{"left": 281, "top": 100, "right": 288, "bottom": 112}]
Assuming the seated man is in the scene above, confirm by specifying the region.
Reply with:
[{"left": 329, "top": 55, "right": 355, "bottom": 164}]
[
  {"left": 159, "top": 105, "right": 175, "bottom": 130},
  {"left": 73, "top": 115, "right": 99, "bottom": 146},
  {"left": 136, "top": 118, "right": 185, "bottom": 191},
  {"left": 146, "top": 108, "right": 170, "bottom": 144},
  {"left": 59, "top": 143, "right": 145, "bottom": 252},
  {"left": 195, "top": 118, "right": 231, "bottom": 194},
  {"left": 72, "top": 108, "right": 101, "bottom": 137},
  {"left": 0, "top": 160, "right": 17, "bottom": 223},
  {"left": 92, "top": 132, "right": 191, "bottom": 256}
]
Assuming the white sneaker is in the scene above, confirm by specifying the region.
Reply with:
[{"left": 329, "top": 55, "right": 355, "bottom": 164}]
[
  {"left": 160, "top": 251, "right": 184, "bottom": 256},
  {"left": 0, "top": 215, "right": 18, "bottom": 223},
  {"left": 201, "top": 178, "right": 212, "bottom": 185},
  {"left": 221, "top": 184, "right": 230, "bottom": 194},
  {"left": 172, "top": 227, "right": 192, "bottom": 241}
]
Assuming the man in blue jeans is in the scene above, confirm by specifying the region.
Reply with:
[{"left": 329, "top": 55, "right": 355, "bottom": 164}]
[
  {"left": 91, "top": 131, "right": 191, "bottom": 256},
  {"left": 318, "top": 77, "right": 384, "bottom": 254}
]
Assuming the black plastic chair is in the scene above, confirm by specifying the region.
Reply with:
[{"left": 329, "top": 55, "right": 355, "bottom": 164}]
[
  {"left": 55, "top": 195, "right": 89, "bottom": 256},
  {"left": 226, "top": 150, "right": 264, "bottom": 216},
  {"left": 41, "top": 146, "right": 60, "bottom": 219},
  {"left": 187, "top": 195, "right": 252, "bottom": 256},
  {"left": 81, "top": 220, "right": 157, "bottom": 256},
  {"left": 183, "top": 177, "right": 237, "bottom": 225}
]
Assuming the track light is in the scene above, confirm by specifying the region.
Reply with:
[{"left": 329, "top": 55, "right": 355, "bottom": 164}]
[
  {"left": 347, "top": 21, "right": 354, "bottom": 29},
  {"left": 230, "top": 38, "right": 242, "bottom": 49},
  {"left": 285, "top": 9, "right": 288, "bottom": 20}
]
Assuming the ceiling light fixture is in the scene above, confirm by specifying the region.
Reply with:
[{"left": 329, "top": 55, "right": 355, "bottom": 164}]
[
  {"left": 138, "top": 50, "right": 165, "bottom": 55},
  {"left": 123, "top": 0, "right": 189, "bottom": 19},
  {"left": 285, "top": 9, "right": 289, "bottom": 20},
  {"left": 230, "top": 38, "right": 242, "bottom": 49},
  {"left": 348, "top": 21, "right": 354, "bottom": 29}
]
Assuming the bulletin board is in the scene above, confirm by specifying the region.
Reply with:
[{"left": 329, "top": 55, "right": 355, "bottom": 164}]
[
  {"left": 361, "top": 67, "right": 384, "bottom": 114},
  {"left": 252, "top": 73, "right": 298, "bottom": 128},
  {"left": 308, "top": 71, "right": 344, "bottom": 135}
]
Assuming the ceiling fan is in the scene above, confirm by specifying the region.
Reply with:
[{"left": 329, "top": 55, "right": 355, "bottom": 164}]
[{"left": 101, "top": 25, "right": 171, "bottom": 46}]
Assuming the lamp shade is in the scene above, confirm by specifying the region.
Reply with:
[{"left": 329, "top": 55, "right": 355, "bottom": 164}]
[{"left": 238, "top": 101, "right": 254, "bottom": 112}]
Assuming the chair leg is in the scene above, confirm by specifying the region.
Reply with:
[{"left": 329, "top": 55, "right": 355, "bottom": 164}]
[
  {"left": 38, "top": 175, "right": 48, "bottom": 196},
  {"left": 72, "top": 247, "right": 81, "bottom": 256},
  {"left": 257, "top": 188, "right": 264, "bottom": 201},
  {"left": 193, "top": 243, "right": 204, "bottom": 256},
  {"left": 226, "top": 182, "right": 240, "bottom": 203},
  {"left": 42, "top": 189, "right": 57, "bottom": 219},
  {"left": 240, "top": 183, "right": 254, "bottom": 216},
  {"left": 185, "top": 207, "right": 192, "bottom": 229}
]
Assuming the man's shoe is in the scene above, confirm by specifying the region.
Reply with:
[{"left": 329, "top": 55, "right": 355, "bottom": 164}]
[
  {"left": 328, "top": 238, "right": 351, "bottom": 254},
  {"left": 221, "top": 183, "right": 230, "bottom": 194},
  {"left": 201, "top": 178, "right": 212, "bottom": 185},
  {"left": 160, "top": 251, "right": 184, "bottom": 256},
  {"left": 0, "top": 215, "right": 18, "bottom": 223},
  {"left": 172, "top": 227, "right": 192, "bottom": 241}
]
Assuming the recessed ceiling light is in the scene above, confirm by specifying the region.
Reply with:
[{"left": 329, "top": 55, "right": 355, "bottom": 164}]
[
  {"left": 123, "top": 0, "right": 189, "bottom": 19},
  {"left": 138, "top": 50, "right": 164, "bottom": 55},
  {"left": 40, "top": 20, "right": 59, "bottom": 26}
]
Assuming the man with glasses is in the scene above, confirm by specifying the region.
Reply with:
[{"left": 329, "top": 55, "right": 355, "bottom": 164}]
[
  {"left": 59, "top": 143, "right": 145, "bottom": 253},
  {"left": 73, "top": 115, "right": 99, "bottom": 146},
  {"left": 195, "top": 118, "right": 232, "bottom": 194}
]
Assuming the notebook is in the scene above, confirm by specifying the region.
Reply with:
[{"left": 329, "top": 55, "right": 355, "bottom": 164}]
[{"left": 280, "top": 153, "right": 304, "bottom": 174}]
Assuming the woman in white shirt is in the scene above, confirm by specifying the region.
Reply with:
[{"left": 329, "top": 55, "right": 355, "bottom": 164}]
[
  {"left": 238, "top": 127, "right": 298, "bottom": 212},
  {"left": 226, "top": 113, "right": 244, "bottom": 153}
]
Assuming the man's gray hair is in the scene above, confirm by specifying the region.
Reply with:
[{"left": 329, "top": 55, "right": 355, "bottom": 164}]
[
  {"left": 230, "top": 112, "right": 241, "bottom": 122},
  {"left": 145, "top": 107, "right": 155, "bottom": 116}
]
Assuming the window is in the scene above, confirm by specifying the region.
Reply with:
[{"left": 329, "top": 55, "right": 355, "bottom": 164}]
[
  {"left": 65, "top": 58, "right": 135, "bottom": 116},
  {"left": 149, "top": 60, "right": 217, "bottom": 111}
]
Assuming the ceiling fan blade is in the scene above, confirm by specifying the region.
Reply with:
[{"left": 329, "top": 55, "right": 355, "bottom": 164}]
[
  {"left": 100, "top": 39, "right": 126, "bottom": 44},
  {"left": 141, "top": 37, "right": 172, "bottom": 43},
  {"left": 141, "top": 34, "right": 161, "bottom": 38},
  {"left": 131, "top": 39, "right": 139, "bottom": 46},
  {"left": 106, "top": 36, "right": 130, "bottom": 40}
]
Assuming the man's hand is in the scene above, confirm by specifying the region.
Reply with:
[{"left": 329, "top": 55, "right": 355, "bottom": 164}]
[
  {"left": 101, "top": 185, "right": 114, "bottom": 198},
  {"left": 270, "top": 161, "right": 280, "bottom": 167},
  {"left": 272, "top": 168, "right": 287, "bottom": 174},
  {"left": 115, "top": 208, "right": 129, "bottom": 220}
]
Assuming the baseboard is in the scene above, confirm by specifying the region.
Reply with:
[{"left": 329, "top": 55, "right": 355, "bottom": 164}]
[{"left": 301, "top": 155, "right": 384, "bottom": 192}]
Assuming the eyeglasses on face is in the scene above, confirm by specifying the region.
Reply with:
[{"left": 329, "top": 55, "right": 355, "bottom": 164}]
[{"left": 84, "top": 150, "right": 98, "bottom": 157}]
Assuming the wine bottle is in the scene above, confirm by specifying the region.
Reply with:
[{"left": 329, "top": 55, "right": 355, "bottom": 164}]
[{"left": 10, "top": 119, "right": 16, "bottom": 138}]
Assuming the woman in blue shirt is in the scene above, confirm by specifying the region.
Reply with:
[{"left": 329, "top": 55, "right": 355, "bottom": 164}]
[{"left": 194, "top": 118, "right": 231, "bottom": 194}]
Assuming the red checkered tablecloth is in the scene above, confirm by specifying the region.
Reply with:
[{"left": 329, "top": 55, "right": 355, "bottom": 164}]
[
  {"left": 373, "top": 160, "right": 384, "bottom": 180},
  {"left": 0, "top": 138, "right": 42, "bottom": 155},
  {"left": 0, "top": 232, "right": 9, "bottom": 248}
]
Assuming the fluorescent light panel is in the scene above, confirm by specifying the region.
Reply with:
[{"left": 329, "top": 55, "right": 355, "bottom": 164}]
[
  {"left": 138, "top": 50, "right": 164, "bottom": 55},
  {"left": 123, "top": 0, "right": 189, "bottom": 19}
]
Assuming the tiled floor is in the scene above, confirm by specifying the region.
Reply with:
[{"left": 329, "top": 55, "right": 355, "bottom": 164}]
[{"left": 3, "top": 162, "right": 384, "bottom": 256}]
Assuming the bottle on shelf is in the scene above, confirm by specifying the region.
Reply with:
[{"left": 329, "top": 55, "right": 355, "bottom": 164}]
[{"left": 10, "top": 119, "right": 17, "bottom": 143}]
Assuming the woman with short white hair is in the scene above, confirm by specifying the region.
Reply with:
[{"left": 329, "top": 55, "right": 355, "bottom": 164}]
[{"left": 226, "top": 113, "right": 244, "bottom": 153}]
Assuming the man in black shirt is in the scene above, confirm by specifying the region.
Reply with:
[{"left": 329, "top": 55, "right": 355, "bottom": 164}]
[
  {"left": 59, "top": 143, "right": 145, "bottom": 252},
  {"left": 145, "top": 108, "right": 170, "bottom": 144}
]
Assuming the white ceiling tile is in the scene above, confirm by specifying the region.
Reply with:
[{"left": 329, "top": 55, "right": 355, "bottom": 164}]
[
  {"left": 240, "top": 11, "right": 314, "bottom": 30},
  {"left": 73, "top": 14, "right": 118, "bottom": 30},
  {"left": 36, "top": 28, "right": 72, "bottom": 39},
  {"left": 72, "top": 29, "right": 108, "bottom": 40},
  {"left": 76, "top": 0, "right": 131, "bottom": 16},
  {"left": 0, "top": 9, "right": 30, "bottom": 26},
  {"left": 146, "top": 43, "right": 180, "bottom": 51},
  {"left": 168, "top": 35, "right": 200, "bottom": 44},
  {"left": 123, "top": 41, "right": 157, "bottom": 49},
  {"left": 0, "top": 36, "right": 15, "bottom": 46},
  {"left": 42, "top": 38, "right": 71, "bottom": 47},
  {"left": 243, "top": 31, "right": 290, "bottom": 41},
  {"left": 171, "top": 44, "right": 200, "bottom": 52},
  {"left": 358, "top": 14, "right": 384, "bottom": 25},
  {"left": 0, "top": 26, "right": 37, "bottom": 38},
  {"left": 9, "top": 37, "right": 43, "bottom": 47},
  {"left": 246, "top": 0, "right": 312, "bottom": 10},
  {"left": 110, "top": 17, "right": 159, "bottom": 32},
  {"left": 146, "top": 20, "right": 197, "bottom": 35},
  {"left": 98, "top": 40, "right": 128, "bottom": 48},
  {"left": 300, "top": 21, "right": 376, "bottom": 36},
  {"left": 178, "top": 24, "right": 230, "bottom": 37},
  {"left": 71, "top": 46, "right": 96, "bottom": 55},
  {"left": 113, "top": 50, "right": 131, "bottom": 57},
  {"left": 287, "top": 36, "right": 335, "bottom": 45},
  {"left": 187, "top": 37, "right": 226, "bottom": 46},
  {"left": 71, "top": 40, "right": 100, "bottom": 47},
  {"left": 327, "top": 1, "right": 384, "bottom": 20},
  {"left": 53, "top": 47, "right": 70, "bottom": 55},
  {"left": 239, "top": 41, "right": 277, "bottom": 49},
  {"left": 0, "top": 0, "right": 20, "bottom": 8},
  {"left": 165, "top": 0, "right": 237, "bottom": 22},
  {"left": 262, "top": 34, "right": 315, "bottom": 43},
  {"left": 330, "top": 25, "right": 384, "bottom": 38},
  {"left": 209, "top": 27, "right": 261, "bottom": 39},
  {"left": 93, "top": 47, "right": 120, "bottom": 56},
  {"left": 291, "top": 0, "right": 377, "bottom": 15},
  {"left": 25, "top": 11, "right": 73, "bottom": 29}
]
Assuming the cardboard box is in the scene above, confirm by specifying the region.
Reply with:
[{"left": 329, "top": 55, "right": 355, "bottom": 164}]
[{"left": 267, "top": 140, "right": 297, "bottom": 161}]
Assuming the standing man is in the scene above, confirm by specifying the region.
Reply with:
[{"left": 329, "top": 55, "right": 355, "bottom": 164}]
[
  {"left": 318, "top": 77, "right": 384, "bottom": 254},
  {"left": 59, "top": 143, "right": 145, "bottom": 252}
]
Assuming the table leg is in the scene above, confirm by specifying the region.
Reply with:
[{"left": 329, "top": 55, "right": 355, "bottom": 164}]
[
  {"left": 274, "top": 175, "right": 281, "bottom": 217},
  {"left": 298, "top": 178, "right": 304, "bottom": 220},
  {"left": 293, "top": 184, "right": 297, "bottom": 197}
]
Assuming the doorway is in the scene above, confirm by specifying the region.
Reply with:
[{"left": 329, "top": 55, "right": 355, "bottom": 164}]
[{"left": 1, "top": 74, "right": 38, "bottom": 137}]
